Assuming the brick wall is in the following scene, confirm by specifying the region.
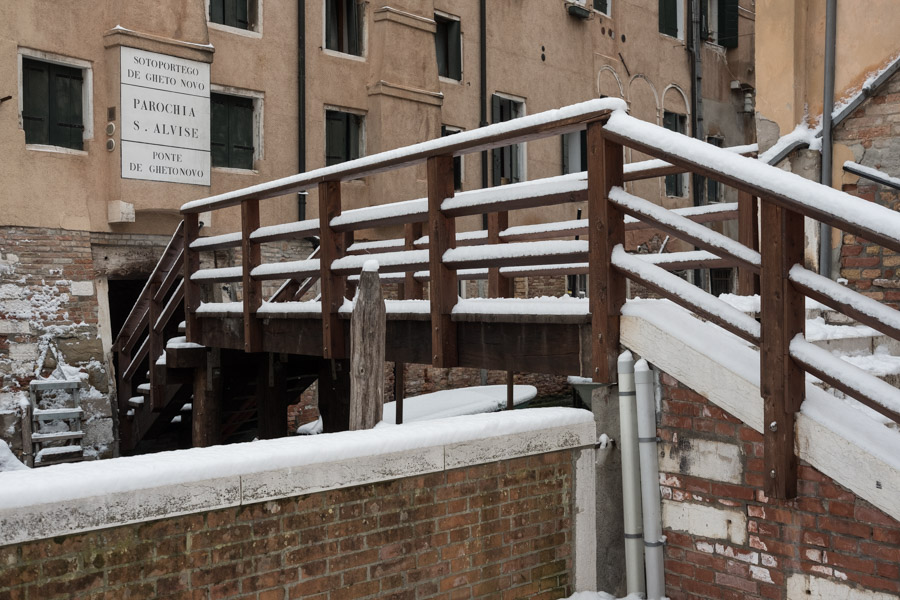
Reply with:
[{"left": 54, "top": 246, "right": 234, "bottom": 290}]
[
  {"left": 657, "top": 372, "right": 900, "bottom": 599},
  {"left": 0, "top": 450, "right": 578, "bottom": 600},
  {"left": 835, "top": 70, "right": 900, "bottom": 307}
]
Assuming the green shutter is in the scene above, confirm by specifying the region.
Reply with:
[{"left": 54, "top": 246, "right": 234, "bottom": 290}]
[
  {"left": 347, "top": 0, "right": 361, "bottom": 56},
  {"left": 594, "top": 0, "right": 608, "bottom": 14},
  {"left": 718, "top": 0, "right": 739, "bottom": 48},
  {"left": 229, "top": 96, "right": 254, "bottom": 169},
  {"left": 209, "top": 0, "right": 224, "bottom": 24},
  {"left": 325, "top": 0, "right": 339, "bottom": 51},
  {"left": 234, "top": 0, "right": 250, "bottom": 30},
  {"left": 435, "top": 17, "right": 448, "bottom": 78},
  {"left": 491, "top": 95, "right": 502, "bottom": 186},
  {"left": 22, "top": 59, "right": 50, "bottom": 145},
  {"left": 211, "top": 95, "right": 229, "bottom": 167},
  {"left": 659, "top": 0, "right": 678, "bottom": 37},
  {"left": 448, "top": 19, "right": 461, "bottom": 80},
  {"left": 347, "top": 113, "right": 360, "bottom": 161},
  {"left": 326, "top": 111, "right": 346, "bottom": 166}
]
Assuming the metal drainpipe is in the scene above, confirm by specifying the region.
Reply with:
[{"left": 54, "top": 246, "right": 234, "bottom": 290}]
[
  {"left": 617, "top": 351, "right": 646, "bottom": 597},
  {"left": 689, "top": 0, "right": 705, "bottom": 289},
  {"left": 480, "top": 0, "right": 488, "bottom": 203},
  {"left": 297, "top": 0, "right": 307, "bottom": 219},
  {"left": 820, "top": 0, "right": 837, "bottom": 278}
]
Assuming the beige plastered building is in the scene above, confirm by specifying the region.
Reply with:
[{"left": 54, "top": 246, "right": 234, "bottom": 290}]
[{"left": 0, "top": 0, "right": 756, "bottom": 458}]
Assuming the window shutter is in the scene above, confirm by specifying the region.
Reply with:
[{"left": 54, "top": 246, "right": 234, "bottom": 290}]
[
  {"left": 435, "top": 18, "right": 448, "bottom": 78},
  {"left": 491, "top": 95, "right": 502, "bottom": 186},
  {"left": 211, "top": 95, "right": 229, "bottom": 167},
  {"left": 348, "top": 113, "right": 360, "bottom": 161},
  {"left": 50, "top": 64, "right": 83, "bottom": 150},
  {"left": 594, "top": 0, "right": 608, "bottom": 14},
  {"left": 325, "top": 111, "right": 346, "bottom": 166},
  {"left": 347, "top": 0, "right": 361, "bottom": 56},
  {"left": 209, "top": 0, "right": 225, "bottom": 24},
  {"left": 234, "top": 0, "right": 250, "bottom": 30},
  {"left": 448, "top": 20, "right": 461, "bottom": 80},
  {"left": 229, "top": 96, "right": 254, "bottom": 169},
  {"left": 718, "top": 0, "right": 739, "bottom": 48},
  {"left": 659, "top": 0, "right": 677, "bottom": 37},
  {"left": 325, "top": 0, "right": 339, "bottom": 51},
  {"left": 22, "top": 59, "right": 50, "bottom": 145}
]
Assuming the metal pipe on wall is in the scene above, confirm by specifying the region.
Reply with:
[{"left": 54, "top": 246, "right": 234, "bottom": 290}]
[
  {"left": 820, "top": 0, "right": 837, "bottom": 278},
  {"left": 636, "top": 359, "right": 665, "bottom": 599},
  {"left": 297, "top": 0, "right": 307, "bottom": 220},
  {"left": 617, "top": 351, "right": 646, "bottom": 597}
]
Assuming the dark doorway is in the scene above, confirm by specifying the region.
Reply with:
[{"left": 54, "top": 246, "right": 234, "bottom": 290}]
[{"left": 107, "top": 279, "right": 146, "bottom": 341}]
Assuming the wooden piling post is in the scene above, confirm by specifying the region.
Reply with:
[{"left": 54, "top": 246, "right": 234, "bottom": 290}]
[
  {"left": 587, "top": 121, "right": 625, "bottom": 383},
  {"left": 349, "top": 264, "right": 386, "bottom": 430},
  {"left": 319, "top": 181, "right": 348, "bottom": 359},
  {"left": 427, "top": 155, "right": 459, "bottom": 368},
  {"left": 760, "top": 200, "right": 805, "bottom": 499},
  {"left": 242, "top": 199, "right": 263, "bottom": 353},
  {"left": 192, "top": 347, "right": 221, "bottom": 448}
]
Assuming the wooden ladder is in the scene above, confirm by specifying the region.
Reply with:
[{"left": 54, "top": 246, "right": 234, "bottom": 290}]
[{"left": 23, "top": 380, "right": 85, "bottom": 467}]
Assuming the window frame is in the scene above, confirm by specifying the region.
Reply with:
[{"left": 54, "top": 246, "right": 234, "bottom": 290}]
[
  {"left": 323, "top": 0, "right": 365, "bottom": 59},
  {"left": 17, "top": 48, "right": 93, "bottom": 154},
  {"left": 210, "top": 86, "right": 264, "bottom": 172},
  {"left": 491, "top": 93, "right": 527, "bottom": 186},
  {"left": 434, "top": 11, "right": 462, "bottom": 82},
  {"left": 207, "top": 0, "right": 263, "bottom": 36},
  {"left": 324, "top": 106, "right": 365, "bottom": 167}
]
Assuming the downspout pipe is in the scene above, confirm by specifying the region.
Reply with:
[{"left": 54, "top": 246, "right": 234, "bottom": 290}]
[
  {"left": 688, "top": 0, "right": 706, "bottom": 289},
  {"left": 636, "top": 359, "right": 665, "bottom": 599},
  {"left": 820, "top": 0, "right": 837, "bottom": 278},
  {"left": 297, "top": 0, "right": 307, "bottom": 219},
  {"left": 480, "top": 0, "right": 489, "bottom": 231},
  {"left": 617, "top": 351, "right": 646, "bottom": 597}
]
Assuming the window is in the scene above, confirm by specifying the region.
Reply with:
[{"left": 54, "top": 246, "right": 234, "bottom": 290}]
[
  {"left": 567, "top": 274, "right": 588, "bottom": 298},
  {"left": 325, "top": 109, "right": 363, "bottom": 166},
  {"left": 435, "top": 14, "right": 461, "bottom": 81},
  {"left": 593, "top": 0, "right": 610, "bottom": 15},
  {"left": 663, "top": 111, "right": 686, "bottom": 196},
  {"left": 709, "top": 268, "right": 733, "bottom": 297},
  {"left": 491, "top": 94, "right": 524, "bottom": 186},
  {"left": 701, "top": 0, "right": 739, "bottom": 47},
  {"left": 21, "top": 58, "right": 85, "bottom": 150},
  {"left": 562, "top": 131, "right": 587, "bottom": 175},
  {"left": 209, "top": 0, "right": 256, "bottom": 30},
  {"left": 441, "top": 125, "right": 463, "bottom": 191},
  {"left": 659, "top": 0, "right": 683, "bottom": 39},
  {"left": 326, "top": 0, "right": 362, "bottom": 56},
  {"left": 211, "top": 93, "right": 255, "bottom": 169},
  {"left": 705, "top": 136, "right": 723, "bottom": 202}
]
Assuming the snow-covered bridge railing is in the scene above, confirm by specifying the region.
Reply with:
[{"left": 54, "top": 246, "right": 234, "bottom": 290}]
[{"left": 172, "top": 98, "right": 900, "bottom": 499}]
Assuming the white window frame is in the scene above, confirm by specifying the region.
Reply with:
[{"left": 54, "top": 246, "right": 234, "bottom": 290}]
[
  {"left": 210, "top": 84, "right": 264, "bottom": 172},
  {"left": 434, "top": 10, "right": 463, "bottom": 84},
  {"left": 324, "top": 104, "right": 366, "bottom": 167},
  {"left": 17, "top": 47, "right": 93, "bottom": 154},
  {"left": 205, "top": 0, "right": 264, "bottom": 37},
  {"left": 322, "top": 0, "right": 367, "bottom": 61},
  {"left": 492, "top": 91, "right": 527, "bottom": 184}
]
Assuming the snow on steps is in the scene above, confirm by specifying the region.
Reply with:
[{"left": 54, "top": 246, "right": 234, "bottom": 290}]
[{"left": 620, "top": 298, "right": 900, "bottom": 522}]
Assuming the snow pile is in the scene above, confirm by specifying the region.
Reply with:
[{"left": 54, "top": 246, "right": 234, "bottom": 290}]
[
  {"left": 380, "top": 385, "right": 537, "bottom": 425},
  {"left": 0, "top": 441, "right": 27, "bottom": 472},
  {"left": 758, "top": 123, "right": 821, "bottom": 164}
]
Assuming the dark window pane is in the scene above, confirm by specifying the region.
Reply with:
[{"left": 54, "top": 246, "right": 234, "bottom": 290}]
[
  {"left": 594, "top": 0, "right": 608, "bottom": 13},
  {"left": 326, "top": 0, "right": 361, "bottom": 55},
  {"left": 23, "top": 58, "right": 83, "bottom": 150},
  {"left": 211, "top": 93, "right": 255, "bottom": 169},
  {"left": 710, "top": 268, "right": 733, "bottom": 296},
  {"left": 326, "top": 110, "right": 362, "bottom": 166},
  {"left": 718, "top": 0, "right": 739, "bottom": 47},
  {"left": 659, "top": 0, "right": 678, "bottom": 37},
  {"left": 209, "top": 0, "right": 225, "bottom": 24},
  {"left": 22, "top": 59, "right": 50, "bottom": 145}
]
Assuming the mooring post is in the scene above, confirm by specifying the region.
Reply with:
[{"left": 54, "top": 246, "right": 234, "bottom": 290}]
[{"left": 349, "top": 261, "right": 386, "bottom": 430}]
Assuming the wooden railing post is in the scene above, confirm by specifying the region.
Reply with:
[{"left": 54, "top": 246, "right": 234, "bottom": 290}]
[
  {"left": 760, "top": 199, "right": 805, "bottom": 499},
  {"left": 242, "top": 199, "right": 263, "bottom": 352},
  {"left": 183, "top": 213, "right": 202, "bottom": 343},
  {"left": 319, "top": 181, "right": 348, "bottom": 359},
  {"left": 588, "top": 121, "right": 625, "bottom": 382},
  {"left": 427, "top": 155, "right": 458, "bottom": 368},
  {"left": 738, "top": 189, "right": 760, "bottom": 295},
  {"left": 148, "top": 282, "right": 165, "bottom": 410},
  {"left": 487, "top": 211, "right": 514, "bottom": 298}
]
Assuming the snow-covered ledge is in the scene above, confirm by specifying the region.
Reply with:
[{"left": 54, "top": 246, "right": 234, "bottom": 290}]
[
  {"left": 0, "top": 408, "right": 595, "bottom": 547},
  {"left": 621, "top": 299, "right": 900, "bottom": 521}
]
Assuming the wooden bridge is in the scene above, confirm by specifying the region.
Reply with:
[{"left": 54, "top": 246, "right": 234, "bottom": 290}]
[{"left": 113, "top": 99, "right": 900, "bottom": 500}]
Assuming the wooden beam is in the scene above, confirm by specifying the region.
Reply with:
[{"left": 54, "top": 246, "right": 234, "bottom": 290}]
[
  {"left": 487, "top": 211, "right": 514, "bottom": 298},
  {"left": 242, "top": 199, "right": 264, "bottom": 353},
  {"left": 192, "top": 348, "right": 221, "bottom": 448},
  {"left": 738, "top": 190, "right": 760, "bottom": 295},
  {"left": 319, "top": 181, "right": 348, "bottom": 359},
  {"left": 183, "top": 213, "right": 203, "bottom": 342},
  {"left": 349, "top": 269, "right": 386, "bottom": 430},
  {"left": 588, "top": 122, "right": 625, "bottom": 382},
  {"left": 427, "top": 155, "right": 459, "bottom": 368},
  {"left": 760, "top": 200, "right": 805, "bottom": 499}
]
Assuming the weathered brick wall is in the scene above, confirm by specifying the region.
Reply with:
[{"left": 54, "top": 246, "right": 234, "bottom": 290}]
[
  {"left": 657, "top": 372, "right": 900, "bottom": 599},
  {"left": 835, "top": 70, "right": 900, "bottom": 308},
  {"left": 0, "top": 450, "right": 577, "bottom": 600}
]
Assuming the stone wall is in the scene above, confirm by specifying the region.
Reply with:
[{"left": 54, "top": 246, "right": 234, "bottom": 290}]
[{"left": 657, "top": 372, "right": 900, "bottom": 599}]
